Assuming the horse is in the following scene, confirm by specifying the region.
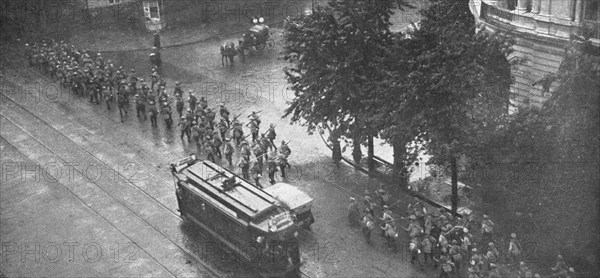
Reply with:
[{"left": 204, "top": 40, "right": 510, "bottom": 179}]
[
  {"left": 220, "top": 42, "right": 237, "bottom": 67},
  {"left": 360, "top": 213, "right": 375, "bottom": 244}
]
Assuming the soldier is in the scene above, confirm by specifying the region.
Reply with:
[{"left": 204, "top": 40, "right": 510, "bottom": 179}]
[
  {"left": 247, "top": 119, "right": 259, "bottom": 142},
  {"left": 95, "top": 52, "right": 104, "bottom": 67},
  {"left": 204, "top": 140, "right": 216, "bottom": 163},
  {"left": 408, "top": 197, "right": 426, "bottom": 227},
  {"left": 238, "top": 155, "right": 250, "bottom": 180},
  {"left": 150, "top": 70, "right": 159, "bottom": 90},
  {"left": 266, "top": 152, "right": 278, "bottom": 184},
  {"left": 173, "top": 81, "right": 183, "bottom": 97},
  {"left": 185, "top": 108, "right": 194, "bottom": 123},
  {"left": 175, "top": 94, "right": 184, "bottom": 118},
  {"left": 178, "top": 117, "right": 191, "bottom": 142},
  {"left": 252, "top": 142, "right": 264, "bottom": 173},
  {"left": 266, "top": 124, "right": 276, "bottom": 150},
  {"left": 129, "top": 69, "right": 138, "bottom": 88},
  {"left": 348, "top": 197, "right": 359, "bottom": 226},
  {"left": 199, "top": 96, "right": 208, "bottom": 111},
  {"left": 149, "top": 102, "right": 159, "bottom": 127},
  {"left": 250, "top": 162, "right": 262, "bottom": 189},
  {"left": 380, "top": 220, "right": 397, "bottom": 251},
  {"left": 248, "top": 111, "right": 261, "bottom": 125},
  {"left": 277, "top": 153, "right": 289, "bottom": 179},
  {"left": 279, "top": 140, "right": 291, "bottom": 158},
  {"left": 508, "top": 233, "right": 522, "bottom": 263},
  {"left": 421, "top": 233, "right": 436, "bottom": 267},
  {"left": 213, "top": 133, "right": 222, "bottom": 159},
  {"left": 481, "top": 214, "right": 494, "bottom": 244},
  {"left": 117, "top": 92, "right": 127, "bottom": 122},
  {"left": 449, "top": 240, "right": 462, "bottom": 273},
  {"left": 217, "top": 119, "right": 228, "bottom": 140},
  {"left": 103, "top": 86, "right": 113, "bottom": 110},
  {"left": 439, "top": 257, "right": 455, "bottom": 278},
  {"left": 206, "top": 108, "right": 216, "bottom": 130},
  {"left": 153, "top": 31, "right": 161, "bottom": 49},
  {"left": 232, "top": 121, "right": 244, "bottom": 146},
  {"left": 223, "top": 138, "right": 234, "bottom": 167},
  {"left": 485, "top": 242, "right": 500, "bottom": 268},
  {"left": 239, "top": 141, "right": 251, "bottom": 159},
  {"left": 135, "top": 93, "right": 147, "bottom": 120},
  {"left": 190, "top": 121, "right": 201, "bottom": 145},
  {"left": 259, "top": 134, "right": 271, "bottom": 156},
  {"left": 188, "top": 91, "right": 197, "bottom": 112},
  {"left": 219, "top": 103, "right": 230, "bottom": 126}
]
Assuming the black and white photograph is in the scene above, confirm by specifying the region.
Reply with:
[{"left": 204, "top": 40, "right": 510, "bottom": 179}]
[{"left": 0, "top": 0, "right": 598, "bottom": 277}]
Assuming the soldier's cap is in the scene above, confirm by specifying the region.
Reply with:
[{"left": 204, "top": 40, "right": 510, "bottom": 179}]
[
  {"left": 511, "top": 233, "right": 517, "bottom": 238},
  {"left": 520, "top": 261, "right": 526, "bottom": 266},
  {"left": 463, "top": 228, "right": 468, "bottom": 233},
  {"left": 488, "top": 242, "right": 495, "bottom": 246},
  {"left": 350, "top": 197, "right": 355, "bottom": 201},
  {"left": 187, "top": 108, "right": 192, "bottom": 111},
  {"left": 569, "top": 267, "right": 574, "bottom": 273},
  {"left": 175, "top": 81, "right": 180, "bottom": 85},
  {"left": 220, "top": 103, "right": 224, "bottom": 106},
  {"left": 534, "top": 274, "right": 541, "bottom": 278},
  {"left": 383, "top": 205, "right": 389, "bottom": 209},
  {"left": 181, "top": 116, "right": 186, "bottom": 119},
  {"left": 452, "top": 240, "right": 457, "bottom": 244},
  {"left": 188, "top": 90, "right": 193, "bottom": 93},
  {"left": 192, "top": 121, "right": 197, "bottom": 125},
  {"left": 483, "top": 214, "right": 489, "bottom": 219},
  {"left": 409, "top": 214, "right": 417, "bottom": 220},
  {"left": 97, "top": 53, "right": 101, "bottom": 56},
  {"left": 131, "top": 69, "right": 135, "bottom": 72},
  {"left": 472, "top": 248, "right": 478, "bottom": 252}
]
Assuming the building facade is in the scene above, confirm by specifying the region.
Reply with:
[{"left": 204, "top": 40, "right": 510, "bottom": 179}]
[{"left": 470, "top": 0, "right": 599, "bottom": 110}]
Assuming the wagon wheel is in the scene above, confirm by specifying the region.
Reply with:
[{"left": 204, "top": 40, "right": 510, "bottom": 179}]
[
  {"left": 266, "top": 38, "right": 275, "bottom": 49},
  {"left": 256, "top": 42, "right": 266, "bottom": 50}
]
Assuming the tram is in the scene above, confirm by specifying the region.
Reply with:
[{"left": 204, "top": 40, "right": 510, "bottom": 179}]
[{"left": 170, "top": 156, "right": 301, "bottom": 276}]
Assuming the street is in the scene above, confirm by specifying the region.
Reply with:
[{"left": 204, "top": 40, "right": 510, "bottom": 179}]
[{"left": 1, "top": 21, "right": 431, "bottom": 278}]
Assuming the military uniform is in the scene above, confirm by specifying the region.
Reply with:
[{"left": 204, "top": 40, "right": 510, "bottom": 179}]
[
  {"left": 223, "top": 140, "right": 234, "bottom": 167},
  {"left": 250, "top": 163, "right": 262, "bottom": 188},
  {"left": 149, "top": 102, "right": 159, "bottom": 127},
  {"left": 135, "top": 94, "right": 147, "bottom": 120},
  {"left": 238, "top": 156, "right": 250, "bottom": 180}
]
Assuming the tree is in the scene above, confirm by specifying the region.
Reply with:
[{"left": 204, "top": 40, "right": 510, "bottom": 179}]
[
  {"left": 478, "top": 35, "right": 600, "bottom": 272},
  {"left": 394, "top": 0, "right": 513, "bottom": 213},
  {"left": 281, "top": 0, "right": 412, "bottom": 168}
]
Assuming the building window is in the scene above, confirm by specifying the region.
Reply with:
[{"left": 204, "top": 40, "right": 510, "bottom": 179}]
[
  {"left": 583, "top": 0, "right": 599, "bottom": 21},
  {"left": 149, "top": 2, "right": 159, "bottom": 19},
  {"left": 108, "top": 0, "right": 121, "bottom": 4}
]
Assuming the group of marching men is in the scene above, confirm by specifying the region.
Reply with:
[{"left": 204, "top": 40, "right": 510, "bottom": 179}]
[
  {"left": 25, "top": 39, "right": 293, "bottom": 188},
  {"left": 24, "top": 39, "right": 166, "bottom": 124},
  {"left": 178, "top": 99, "right": 293, "bottom": 188},
  {"left": 349, "top": 193, "right": 579, "bottom": 278}
]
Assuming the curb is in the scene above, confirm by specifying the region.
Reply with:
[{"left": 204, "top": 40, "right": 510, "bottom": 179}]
[
  {"left": 315, "top": 127, "right": 463, "bottom": 218},
  {"left": 90, "top": 20, "right": 286, "bottom": 53}
]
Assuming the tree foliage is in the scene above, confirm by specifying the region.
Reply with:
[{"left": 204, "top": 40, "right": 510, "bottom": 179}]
[{"left": 281, "top": 0, "right": 411, "bottom": 139}]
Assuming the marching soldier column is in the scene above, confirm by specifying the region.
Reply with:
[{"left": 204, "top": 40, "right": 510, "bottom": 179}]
[{"left": 25, "top": 38, "right": 293, "bottom": 190}]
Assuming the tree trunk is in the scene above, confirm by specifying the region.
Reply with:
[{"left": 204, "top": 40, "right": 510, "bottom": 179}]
[
  {"left": 393, "top": 142, "right": 409, "bottom": 188},
  {"left": 367, "top": 134, "right": 375, "bottom": 174},
  {"left": 352, "top": 137, "right": 362, "bottom": 165},
  {"left": 332, "top": 133, "right": 342, "bottom": 166},
  {"left": 451, "top": 156, "right": 458, "bottom": 215}
]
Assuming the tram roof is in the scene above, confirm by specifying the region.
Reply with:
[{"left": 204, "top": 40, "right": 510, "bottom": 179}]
[{"left": 178, "top": 160, "right": 279, "bottom": 221}]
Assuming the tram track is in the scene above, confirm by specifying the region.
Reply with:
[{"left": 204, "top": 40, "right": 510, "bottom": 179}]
[
  {"left": 0, "top": 64, "right": 354, "bottom": 277},
  {"left": 1, "top": 73, "right": 313, "bottom": 278},
  {"left": 2, "top": 54, "right": 383, "bottom": 278},
  {"left": 0, "top": 95, "right": 228, "bottom": 278}
]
